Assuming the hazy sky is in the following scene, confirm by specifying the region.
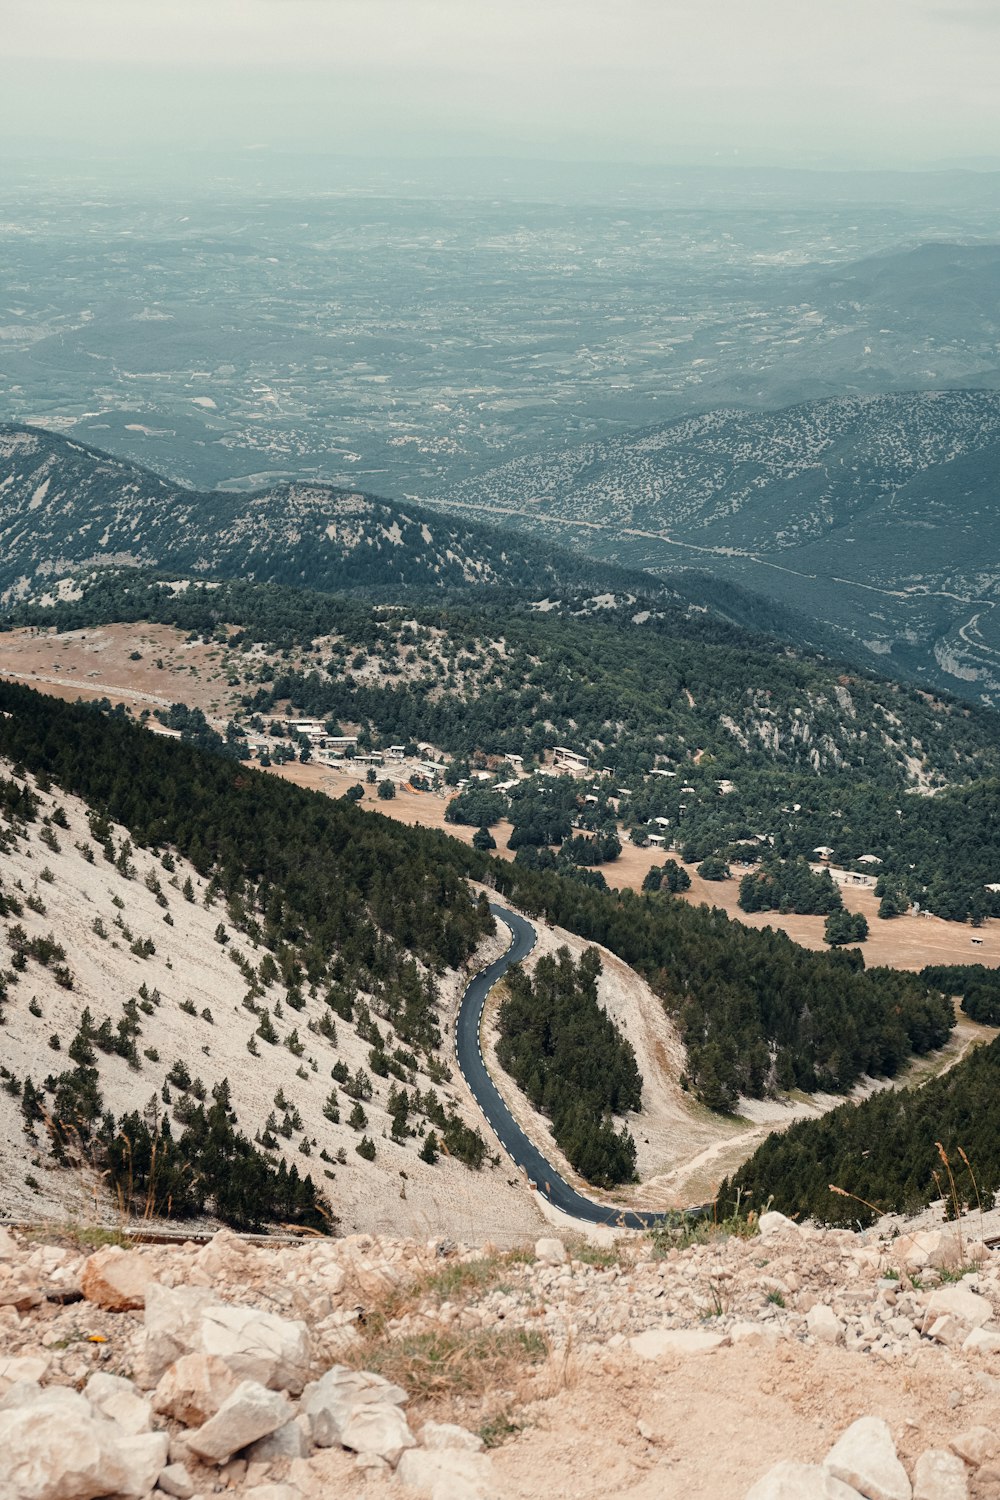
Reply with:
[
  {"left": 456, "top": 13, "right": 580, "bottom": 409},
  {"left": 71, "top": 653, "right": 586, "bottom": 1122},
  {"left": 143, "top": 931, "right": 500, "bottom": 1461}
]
[{"left": 3, "top": 0, "right": 998, "bottom": 169}]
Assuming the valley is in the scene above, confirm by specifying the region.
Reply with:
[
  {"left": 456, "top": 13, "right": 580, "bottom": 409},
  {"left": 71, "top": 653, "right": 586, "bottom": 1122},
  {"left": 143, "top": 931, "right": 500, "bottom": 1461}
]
[{"left": 1, "top": 619, "right": 997, "bottom": 972}]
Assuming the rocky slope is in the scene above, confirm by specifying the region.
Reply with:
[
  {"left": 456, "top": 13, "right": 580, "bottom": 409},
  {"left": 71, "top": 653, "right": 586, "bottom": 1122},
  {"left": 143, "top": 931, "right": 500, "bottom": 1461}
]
[
  {"left": 1, "top": 1208, "right": 999, "bottom": 1500},
  {"left": 0, "top": 425, "right": 642, "bottom": 607},
  {"left": 0, "top": 757, "right": 548, "bottom": 1240},
  {"left": 429, "top": 390, "right": 1000, "bottom": 702}
]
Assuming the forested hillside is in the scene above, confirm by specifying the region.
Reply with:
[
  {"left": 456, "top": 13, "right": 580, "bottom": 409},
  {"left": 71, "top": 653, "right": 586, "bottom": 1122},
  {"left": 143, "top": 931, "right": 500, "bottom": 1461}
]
[
  {"left": 496, "top": 947, "right": 642, "bottom": 1187},
  {"left": 430, "top": 389, "right": 1000, "bottom": 703},
  {"left": 13, "top": 567, "right": 1000, "bottom": 922},
  {"left": 0, "top": 684, "right": 956, "bottom": 1119},
  {"left": 0, "top": 681, "right": 509, "bottom": 1227},
  {"left": 722, "top": 1030, "right": 1000, "bottom": 1229},
  {"left": 0, "top": 424, "right": 647, "bottom": 603}
]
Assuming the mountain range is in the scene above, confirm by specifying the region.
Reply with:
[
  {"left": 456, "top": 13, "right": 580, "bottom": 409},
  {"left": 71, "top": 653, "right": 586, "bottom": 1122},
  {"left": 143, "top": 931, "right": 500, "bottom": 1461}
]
[{"left": 427, "top": 389, "right": 1000, "bottom": 701}]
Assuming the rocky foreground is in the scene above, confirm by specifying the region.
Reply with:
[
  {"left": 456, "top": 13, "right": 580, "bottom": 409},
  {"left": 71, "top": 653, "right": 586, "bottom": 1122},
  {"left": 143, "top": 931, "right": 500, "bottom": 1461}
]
[{"left": 0, "top": 1214, "right": 999, "bottom": 1500}]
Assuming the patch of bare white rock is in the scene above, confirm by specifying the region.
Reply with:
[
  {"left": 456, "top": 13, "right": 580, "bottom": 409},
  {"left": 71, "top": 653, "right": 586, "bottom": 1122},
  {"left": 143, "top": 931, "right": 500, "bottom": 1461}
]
[{"left": 0, "top": 1211, "right": 999, "bottom": 1499}]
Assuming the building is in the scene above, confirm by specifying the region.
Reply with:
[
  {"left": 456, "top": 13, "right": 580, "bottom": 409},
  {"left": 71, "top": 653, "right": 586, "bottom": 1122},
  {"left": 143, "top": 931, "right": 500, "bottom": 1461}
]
[
  {"left": 553, "top": 746, "right": 589, "bottom": 772},
  {"left": 505, "top": 753, "right": 524, "bottom": 769},
  {"left": 647, "top": 833, "right": 667, "bottom": 848},
  {"left": 386, "top": 745, "right": 406, "bottom": 760}
]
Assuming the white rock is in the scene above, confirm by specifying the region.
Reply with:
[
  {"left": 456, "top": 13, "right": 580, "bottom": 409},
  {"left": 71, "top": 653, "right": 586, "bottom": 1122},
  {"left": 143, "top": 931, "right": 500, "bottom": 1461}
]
[
  {"left": 0, "top": 1228, "right": 19, "bottom": 1259},
  {"left": 80, "top": 1247, "right": 156, "bottom": 1312},
  {"left": 153, "top": 1353, "right": 239, "bottom": 1427},
  {"left": 143, "top": 1285, "right": 217, "bottom": 1385},
  {"left": 825, "top": 1417, "right": 912, "bottom": 1500},
  {"left": 534, "top": 1238, "right": 567, "bottom": 1265},
  {"left": 185, "top": 1380, "right": 294, "bottom": 1465},
  {"left": 301, "top": 1366, "right": 407, "bottom": 1448},
  {"left": 929, "top": 1315, "right": 966, "bottom": 1348},
  {"left": 84, "top": 1372, "right": 153, "bottom": 1435},
  {"left": 963, "top": 1326, "right": 1000, "bottom": 1356},
  {"left": 629, "top": 1328, "right": 726, "bottom": 1359},
  {"left": 949, "top": 1426, "right": 1000, "bottom": 1467},
  {"left": 745, "top": 1461, "right": 861, "bottom": 1499},
  {"left": 923, "top": 1285, "right": 993, "bottom": 1331},
  {"left": 806, "top": 1304, "right": 843, "bottom": 1345},
  {"left": 339, "top": 1402, "right": 415, "bottom": 1466},
  {"left": 0, "top": 1384, "right": 169, "bottom": 1500},
  {"left": 0, "top": 1356, "right": 51, "bottom": 1396},
  {"left": 397, "top": 1447, "right": 495, "bottom": 1500},
  {"left": 729, "top": 1322, "right": 781, "bottom": 1346},
  {"left": 244, "top": 1417, "right": 312, "bottom": 1462},
  {"left": 912, "top": 1449, "right": 968, "bottom": 1500},
  {"left": 197, "top": 1303, "right": 311, "bottom": 1394},
  {"left": 157, "top": 1463, "right": 196, "bottom": 1500},
  {"left": 758, "top": 1212, "right": 802, "bottom": 1239},
  {"left": 420, "top": 1421, "right": 485, "bottom": 1453}
]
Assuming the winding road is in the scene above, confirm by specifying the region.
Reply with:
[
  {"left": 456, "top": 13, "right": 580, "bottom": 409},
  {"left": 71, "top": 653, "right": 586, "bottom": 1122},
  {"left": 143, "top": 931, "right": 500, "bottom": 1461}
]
[{"left": 455, "top": 901, "right": 675, "bottom": 1229}]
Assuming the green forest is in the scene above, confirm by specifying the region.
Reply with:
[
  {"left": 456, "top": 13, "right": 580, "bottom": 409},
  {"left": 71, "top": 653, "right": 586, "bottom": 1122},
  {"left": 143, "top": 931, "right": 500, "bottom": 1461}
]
[
  {"left": 721, "top": 1030, "right": 1000, "bottom": 1228},
  {"left": 12, "top": 568, "right": 1000, "bottom": 922},
  {"left": 496, "top": 947, "right": 641, "bottom": 1187},
  {"left": 0, "top": 682, "right": 961, "bottom": 1118}
]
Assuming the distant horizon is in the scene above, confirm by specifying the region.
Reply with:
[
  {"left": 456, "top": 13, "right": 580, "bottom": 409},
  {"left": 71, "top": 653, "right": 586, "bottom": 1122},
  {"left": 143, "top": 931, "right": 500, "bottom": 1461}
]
[{"left": 4, "top": 1, "right": 1000, "bottom": 177}]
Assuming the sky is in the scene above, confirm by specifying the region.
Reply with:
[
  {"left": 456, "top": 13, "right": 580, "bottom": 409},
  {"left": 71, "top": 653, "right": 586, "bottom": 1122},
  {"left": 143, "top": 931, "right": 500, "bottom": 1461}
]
[{"left": 2, "top": 0, "right": 999, "bottom": 171}]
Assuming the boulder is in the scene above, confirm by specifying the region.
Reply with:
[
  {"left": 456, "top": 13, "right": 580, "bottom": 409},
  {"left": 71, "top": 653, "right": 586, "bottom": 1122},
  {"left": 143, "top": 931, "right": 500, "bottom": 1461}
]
[
  {"left": 339, "top": 1402, "right": 415, "bottom": 1466},
  {"left": 806, "top": 1304, "right": 843, "bottom": 1345},
  {"left": 156, "top": 1464, "right": 195, "bottom": 1500},
  {"left": 193, "top": 1229, "right": 253, "bottom": 1282},
  {"left": 0, "top": 1356, "right": 51, "bottom": 1396},
  {"left": 825, "top": 1417, "right": 912, "bottom": 1500},
  {"left": 185, "top": 1380, "right": 294, "bottom": 1465},
  {"left": 629, "top": 1328, "right": 726, "bottom": 1358},
  {"left": 0, "top": 1271, "right": 43, "bottom": 1311},
  {"left": 420, "top": 1421, "right": 485, "bottom": 1453},
  {"left": 745, "top": 1462, "right": 861, "bottom": 1499},
  {"left": 534, "top": 1238, "right": 566, "bottom": 1266},
  {"left": 396, "top": 1447, "right": 495, "bottom": 1500},
  {"left": 912, "top": 1449, "right": 968, "bottom": 1500},
  {"left": 153, "top": 1353, "right": 239, "bottom": 1427},
  {"left": 244, "top": 1417, "right": 312, "bottom": 1462},
  {"left": 949, "top": 1426, "right": 1000, "bottom": 1468},
  {"left": 197, "top": 1303, "right": 311, "bottom": 1394},
  {"left": 83, "top": 1372, "right": 152, "bottom": 1435},
  {"left": 0, "top": 1227, "right": 19, "bottom": 1259},
  {"left": 142, "top": 1285, "right": 217, "bottom": 1385},
  {"left": 301, "top": 1366, "right": 407, "bottom": 1449},
  {"left": 963, "top": 1326, "right": 1000, "bottom": 1356},
  {"left": 892, "top": 1229, "right": 968, "bottom": 1271},
  {"left": 923, "top": 1284, "right": 993, "bottom": 1332},
  {"left": 80, "top": 1247, "right": 155, "bottom": 1312},
  {"left": 143, "top": 1286, "right": 310, "bottom": 1394},
  {"left": 757, "top": 1212, "right": 802, "bottom": 1240},
  {"left": 928, "top": 1315, "right": 966, "bottom": 1349},
  {"left": 0, "top": 1384, "right": 169, "bottom": 1500}
]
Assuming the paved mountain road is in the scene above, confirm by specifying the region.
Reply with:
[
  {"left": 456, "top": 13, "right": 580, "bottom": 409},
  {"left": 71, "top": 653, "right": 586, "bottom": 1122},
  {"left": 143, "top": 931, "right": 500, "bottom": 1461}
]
[{"left": 455, "top": 901, "right": 676, "bottom": 1229}]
